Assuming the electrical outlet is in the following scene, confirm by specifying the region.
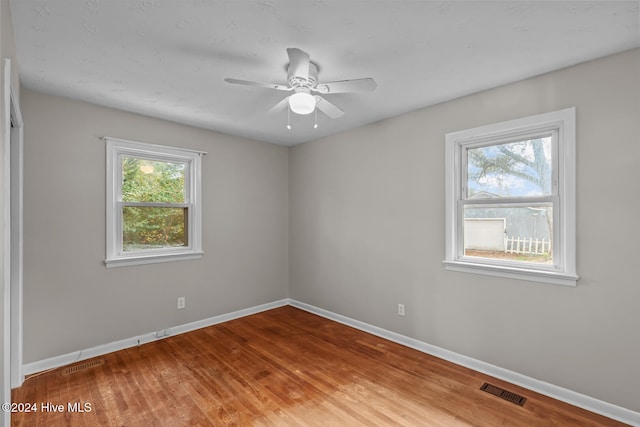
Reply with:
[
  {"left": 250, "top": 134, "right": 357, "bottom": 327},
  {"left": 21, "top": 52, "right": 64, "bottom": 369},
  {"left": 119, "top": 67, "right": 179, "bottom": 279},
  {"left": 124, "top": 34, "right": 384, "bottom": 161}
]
[
  {"left": 177, "top": 297, "right": 186, "bottom": 309},
  {"left": 154, "top": 329, "right": 167, "bottom": 338},
  {"left": 398, "top": 303, "right": 405, "bottom": 316}
]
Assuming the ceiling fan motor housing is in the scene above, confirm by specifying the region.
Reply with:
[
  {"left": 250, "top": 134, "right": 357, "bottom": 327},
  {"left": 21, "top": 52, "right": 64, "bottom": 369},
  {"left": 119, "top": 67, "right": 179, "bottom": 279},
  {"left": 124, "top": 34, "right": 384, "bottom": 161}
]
[{"left": 288, "top": 62, "right": 318, "bottom": 89}]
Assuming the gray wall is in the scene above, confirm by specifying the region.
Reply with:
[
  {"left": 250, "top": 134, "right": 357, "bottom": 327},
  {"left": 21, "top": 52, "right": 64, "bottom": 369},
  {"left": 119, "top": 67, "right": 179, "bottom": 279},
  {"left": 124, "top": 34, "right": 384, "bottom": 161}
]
[
  {"left": 289, "top": 48, "right": 640, "bottom": 412},
  {"left": 21, "top": 90, "right": 289, "bottom": 363}
]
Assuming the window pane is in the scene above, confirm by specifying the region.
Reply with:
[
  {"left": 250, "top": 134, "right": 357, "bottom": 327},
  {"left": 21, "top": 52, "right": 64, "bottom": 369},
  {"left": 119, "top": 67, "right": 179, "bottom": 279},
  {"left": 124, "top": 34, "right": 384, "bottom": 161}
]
[
  {"left": 122, "top": 157, "right": 186, "bottom": 203},
  {"left": 123, "top": 206, "right": 187, "bottom": 251},
  {"left": 467, "top": 137, "right": 552, "bottom": 198},
  {"left": 463, "top": 205, "right": 552, "bottom": 264}
]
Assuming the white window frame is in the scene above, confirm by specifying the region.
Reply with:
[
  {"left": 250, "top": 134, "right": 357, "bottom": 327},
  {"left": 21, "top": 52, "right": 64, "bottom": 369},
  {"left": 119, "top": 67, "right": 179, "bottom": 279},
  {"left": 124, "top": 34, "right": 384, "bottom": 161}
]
[
  {"left": 444, "top": 108, "right": 578, "bottom": 286},
  {"left": 105, "top": 137, "right": 204, "bottom": 267}
]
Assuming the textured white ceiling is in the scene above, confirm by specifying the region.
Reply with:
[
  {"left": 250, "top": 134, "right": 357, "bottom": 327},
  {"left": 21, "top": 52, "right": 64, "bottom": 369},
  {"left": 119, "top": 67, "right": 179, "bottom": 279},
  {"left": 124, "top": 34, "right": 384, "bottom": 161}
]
[{"left": 10, "top": 0, "right": 640, "bottom": 145}]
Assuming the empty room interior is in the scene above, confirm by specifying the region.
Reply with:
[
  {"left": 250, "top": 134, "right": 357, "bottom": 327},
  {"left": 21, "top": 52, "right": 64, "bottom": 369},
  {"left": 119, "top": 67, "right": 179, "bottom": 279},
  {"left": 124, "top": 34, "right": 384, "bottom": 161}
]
[{"left": 1, "top": 0, "right": 640, "bottom": 426}]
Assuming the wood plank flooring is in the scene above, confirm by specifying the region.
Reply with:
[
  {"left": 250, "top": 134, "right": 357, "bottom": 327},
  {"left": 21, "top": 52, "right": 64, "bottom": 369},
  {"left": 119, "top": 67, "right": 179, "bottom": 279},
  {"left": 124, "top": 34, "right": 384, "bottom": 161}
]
[{"left": 11, "top": 306, "right": 627, "bottom": 426}]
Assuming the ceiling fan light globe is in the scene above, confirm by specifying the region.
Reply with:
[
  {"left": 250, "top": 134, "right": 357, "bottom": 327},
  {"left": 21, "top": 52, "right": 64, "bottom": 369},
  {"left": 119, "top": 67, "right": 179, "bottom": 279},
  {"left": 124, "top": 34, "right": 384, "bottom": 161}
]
[{"left": 289, "top": 92, "right": 316, "bottom": 115}]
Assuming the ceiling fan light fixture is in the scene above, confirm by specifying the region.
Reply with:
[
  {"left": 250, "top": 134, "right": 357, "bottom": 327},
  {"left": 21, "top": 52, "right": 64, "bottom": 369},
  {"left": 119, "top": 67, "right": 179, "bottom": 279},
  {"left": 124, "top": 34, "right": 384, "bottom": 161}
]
[{"left": 288, "top": 92, "right": 316, "bottom": 115}]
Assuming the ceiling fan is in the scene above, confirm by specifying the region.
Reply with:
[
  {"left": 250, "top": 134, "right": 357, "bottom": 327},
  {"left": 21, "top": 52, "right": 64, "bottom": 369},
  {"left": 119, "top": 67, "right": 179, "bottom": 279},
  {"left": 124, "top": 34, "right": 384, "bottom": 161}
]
[{"left": 224, "top": 48, "right": 377, "bottom": 119}]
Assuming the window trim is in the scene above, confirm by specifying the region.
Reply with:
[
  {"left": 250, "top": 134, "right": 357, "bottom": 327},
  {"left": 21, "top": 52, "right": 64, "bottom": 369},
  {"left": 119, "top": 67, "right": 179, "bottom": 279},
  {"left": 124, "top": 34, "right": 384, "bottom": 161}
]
[
  {"left": 444, "top": 108, "right": 578, "bottom": 286},
  {"left": 105, "top": 137, "right": 204, "bottom": 267}
]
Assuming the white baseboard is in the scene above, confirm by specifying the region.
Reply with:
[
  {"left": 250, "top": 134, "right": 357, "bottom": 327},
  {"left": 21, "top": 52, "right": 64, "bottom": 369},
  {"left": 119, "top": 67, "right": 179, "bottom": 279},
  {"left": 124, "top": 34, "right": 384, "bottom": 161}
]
[
  {"left": 288, "top": 299, "right": 640, "bottom": 427},
  {"left": 22, "top": 299, "right": 289, "bottom": 377},
  {"left": 21, "top": 297, "right": 639, "bottom": 426}
]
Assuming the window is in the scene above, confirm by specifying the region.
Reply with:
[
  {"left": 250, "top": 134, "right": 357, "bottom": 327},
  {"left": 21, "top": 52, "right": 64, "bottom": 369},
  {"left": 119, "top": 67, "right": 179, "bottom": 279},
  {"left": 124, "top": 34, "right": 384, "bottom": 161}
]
[
  {"left": 444, "top": 108, "right": 577, "bottom": 286},
  {"left": 105, "top": 137, "right": 204, "bottom": 267}
]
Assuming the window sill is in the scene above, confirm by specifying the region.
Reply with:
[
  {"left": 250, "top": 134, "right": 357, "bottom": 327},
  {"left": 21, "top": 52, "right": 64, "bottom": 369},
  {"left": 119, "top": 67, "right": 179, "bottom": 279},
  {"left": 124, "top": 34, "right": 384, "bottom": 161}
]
[
  {"left": 443, "top": 260, "right": 578, "bottom": 287},
  {"left": 105, "top": 251, "right": 203, "bottom": 268}
]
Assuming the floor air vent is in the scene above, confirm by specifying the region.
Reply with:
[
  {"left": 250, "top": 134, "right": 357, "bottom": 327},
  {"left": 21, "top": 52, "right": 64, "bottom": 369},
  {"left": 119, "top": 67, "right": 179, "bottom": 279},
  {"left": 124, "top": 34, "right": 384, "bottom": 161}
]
[
  {"left": 480, "top": 382, "right": 527, "bottom": 406},
  {"left": 61, "top": 359, "right": 105, "bottom": 375}
]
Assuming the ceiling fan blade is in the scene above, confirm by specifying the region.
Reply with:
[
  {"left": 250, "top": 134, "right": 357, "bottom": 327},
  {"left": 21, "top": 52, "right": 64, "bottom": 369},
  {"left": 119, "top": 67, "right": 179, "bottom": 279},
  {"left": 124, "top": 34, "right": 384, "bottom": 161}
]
[
  {"left": 268, "top": 96, "right": 290, "bottom": 114},
  {"left": 224, "top": 78, "right": 290, "bottom": 91},
  {"left": 314, "top": 78, "right": 377, "bottom": 94},
  {"left": 315, "top": 96, "right": 344, "bottom": 119},
  {"left": 287, "top": 48, "right": 310, "bottom": 81}
]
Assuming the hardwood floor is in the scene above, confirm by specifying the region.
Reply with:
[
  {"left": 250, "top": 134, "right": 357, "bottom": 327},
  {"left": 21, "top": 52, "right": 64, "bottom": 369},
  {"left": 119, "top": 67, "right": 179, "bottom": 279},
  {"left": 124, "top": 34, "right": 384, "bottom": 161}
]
[{"left": 12, "top": 306, "right": 626, "bottom": 426}]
